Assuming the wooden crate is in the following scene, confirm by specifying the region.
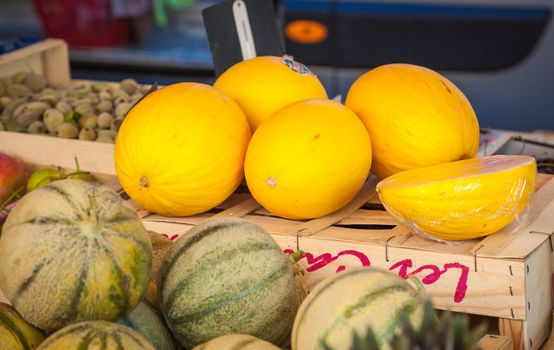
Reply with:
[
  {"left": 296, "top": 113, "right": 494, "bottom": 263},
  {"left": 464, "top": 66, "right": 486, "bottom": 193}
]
[
  {"left": 135, "top": 173, "right": 553, "bottom": 350},
  {"left": 0, "top": 112, "right": 553, "bottom": 350},
  {"left": 0, "top": 131, "right": 546, "bottom": 350},
  {"left": 0, "top": 39, "right": 70, "bottom": 86},
  {"left": 0, "top": 129, "right": 549, "bottom": 349}
]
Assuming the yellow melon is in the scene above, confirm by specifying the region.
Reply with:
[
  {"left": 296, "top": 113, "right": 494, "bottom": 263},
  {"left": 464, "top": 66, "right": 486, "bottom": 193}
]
[
  {"left": 244, "top": 99, "right": 372, "bottom": 219},
  {"left": 376, "top": 155, "right": 537, "bottom": 241},
  {"left": 214, "top": 56, "right": 328, "bottom": 132},
  {"left": 345, "top": 63, "right": 480, "bottom": 179},
  {"left": 114, "top": 83, "right": 251, "bottom": 216}
]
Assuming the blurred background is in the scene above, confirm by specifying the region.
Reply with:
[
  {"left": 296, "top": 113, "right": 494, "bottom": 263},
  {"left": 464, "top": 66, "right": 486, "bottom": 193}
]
[{"left": 1, "top": 0, "right": 553, "bottom": 131}]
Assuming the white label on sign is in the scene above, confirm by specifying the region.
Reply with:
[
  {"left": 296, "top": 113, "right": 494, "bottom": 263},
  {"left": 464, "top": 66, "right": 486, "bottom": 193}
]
[{"left": 232, "top": 0, "right": 257, "bottom": 60}]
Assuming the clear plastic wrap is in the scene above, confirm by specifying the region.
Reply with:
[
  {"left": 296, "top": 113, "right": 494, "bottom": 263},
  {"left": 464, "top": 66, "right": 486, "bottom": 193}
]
[{"left": 375, "top": 155, "right": 537, "bottom": 242}]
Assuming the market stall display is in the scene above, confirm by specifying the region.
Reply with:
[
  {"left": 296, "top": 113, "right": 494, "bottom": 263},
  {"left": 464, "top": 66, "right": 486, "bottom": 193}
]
[{"left": 0, "top": 39, "right": 551, "bottom": 350}]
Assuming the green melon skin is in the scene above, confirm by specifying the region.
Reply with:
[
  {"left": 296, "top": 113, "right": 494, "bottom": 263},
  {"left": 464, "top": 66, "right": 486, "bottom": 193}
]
[
  {"left": 0, "top": 179, "right": 152, "bottom": 333},
  {"left": 118, "top": 302, "right": 175, "bottom": 350},
  {"left": 291, "top": 267, "right": 426, "bottom": 350},
  {"left": 0, "top": 302, "right": 45, "bottom": 350},
  {"left": 192, "top": 333, "right": 281, "bottom": 350},
  {"left": 159, "top": 217, "right": 300, "bottom": 349},
  {"left": 36, "top": 321, "right": 156, "bottom": 349}
]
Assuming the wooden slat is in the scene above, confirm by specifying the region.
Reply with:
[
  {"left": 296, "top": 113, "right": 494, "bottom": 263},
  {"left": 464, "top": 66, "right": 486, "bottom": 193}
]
[
  {"left": 337, "top": 209, "right": 398, "bottom": 226},
  {"left": 42, "top": 40, "right": 71, "bottom": 86},
  {"left": 0, "top": 39, "right": 70, "bottom": 86},
  {"left": 0, "top": 131, "right": 115, "bottom": 176},
  {"left": 209, "top": 197, "right": 261, "bottom": 219},
  {"left": 297, "top": 236, "right": 528, "bottom": 320},
  {"left": 500, "top": 319, "right": 525, "bottom": 350},
  {"left": 522, "top": 239, "right": 552, "bottom": 350},
  {"left": 216, "top": 193, "right": 254, "bottom": 210},
  {"left": 478, "top": 335, "right": 513, "bottom": 350},
  {"left": 537, "top": 311, "right": 554, "bottom": 350},
  {"left": 286, "top": 176, "right": 379, "bottom": 236}
]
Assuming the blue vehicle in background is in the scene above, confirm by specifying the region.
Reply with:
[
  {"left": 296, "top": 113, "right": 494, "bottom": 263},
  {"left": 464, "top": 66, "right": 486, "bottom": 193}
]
[{"left": 281, "top": 0, "right": 554, "bottom": 131}]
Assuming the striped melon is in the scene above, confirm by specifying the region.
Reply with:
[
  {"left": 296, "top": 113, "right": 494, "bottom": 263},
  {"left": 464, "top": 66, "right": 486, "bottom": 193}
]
[
  {"left": 192, "top": 334, "right": 281, "bottom": 350},
  {"left": 291, "top": 267, "right": 426, "bottom": 350},
  {"left": 0, "top": 302, "right": 45, "bottom": 350},
  {"left": 118, "top": 302, "right": 175, "bottom": 350},
  {"left": 159, "top": 217, "right": 300, "bottom": 349},
  {"left": 0, "top": 179, "right": 152, "bottom": 333},
  {"left": 37, "top": 321, "right": 155, "bottom": 349}
]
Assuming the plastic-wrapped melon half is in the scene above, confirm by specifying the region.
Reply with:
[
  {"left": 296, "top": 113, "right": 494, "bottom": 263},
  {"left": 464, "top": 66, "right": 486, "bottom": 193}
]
[{"left": 376, "top": 155, "right": 537, "bottom": 241}]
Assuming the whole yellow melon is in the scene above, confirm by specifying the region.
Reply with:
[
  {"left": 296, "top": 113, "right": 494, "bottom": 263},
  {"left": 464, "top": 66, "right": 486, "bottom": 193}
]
[
  {"left": 376, "top": 155, "right": 537, "bottom": 241},
  {"left": 345, "top": 64, "right": 480, "bottom": 179},
  {"left": 114, "top": 83, "right": 251, "bottom": 216},
  {"left": 244, "top": 99, "right": 372, "bottom": 219},
  {"left": 214, "top": 56, "right": 328, "bottom": 131}
]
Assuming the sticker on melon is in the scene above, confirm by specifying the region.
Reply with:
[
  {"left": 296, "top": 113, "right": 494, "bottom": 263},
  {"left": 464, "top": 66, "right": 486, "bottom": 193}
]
[
  {"left": 281, "top": 58, "right": 312, "bottom": 75},
  {"left": 376, "top": 155, "right": 537, "bottom": 241}
]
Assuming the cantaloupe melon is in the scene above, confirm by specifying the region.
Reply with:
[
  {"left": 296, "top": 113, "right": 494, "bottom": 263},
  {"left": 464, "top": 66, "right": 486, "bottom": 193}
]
[
  {"left": 159, "top": 217, "right": 300, "bottom": 349},
  {"left": 0, "top": 180, "right": 152, "bottom": 332},
  {"left": 292, "top": 267, "right": 426, "bottom": 350}
]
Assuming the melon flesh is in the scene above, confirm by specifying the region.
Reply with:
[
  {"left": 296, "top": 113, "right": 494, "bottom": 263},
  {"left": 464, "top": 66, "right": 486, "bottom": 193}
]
[{"left": 376, "top": 155, "right": 537, "bottom": 241}]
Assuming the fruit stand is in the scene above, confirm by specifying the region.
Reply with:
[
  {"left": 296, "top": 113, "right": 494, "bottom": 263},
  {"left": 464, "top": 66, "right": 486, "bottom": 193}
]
[{"left": 1, "top": 39, "right": 553, "bottom": 350}]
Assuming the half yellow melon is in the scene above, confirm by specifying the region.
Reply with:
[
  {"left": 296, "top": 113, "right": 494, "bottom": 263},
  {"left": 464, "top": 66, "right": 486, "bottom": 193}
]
[{"left": 376, "top": 155, "right": 537, "bottom": 241}]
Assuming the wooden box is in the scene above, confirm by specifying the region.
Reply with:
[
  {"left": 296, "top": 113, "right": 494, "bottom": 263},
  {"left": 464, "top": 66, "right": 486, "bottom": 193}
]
[
  {"left": 138, "top": 173, "right": 554, "bottom": 350},
  {"left": 0, "top": 39, "right": 70, "bottom": 86},
  {"left": 1, "top": 127, "right": 547, "bottom": 349}
]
